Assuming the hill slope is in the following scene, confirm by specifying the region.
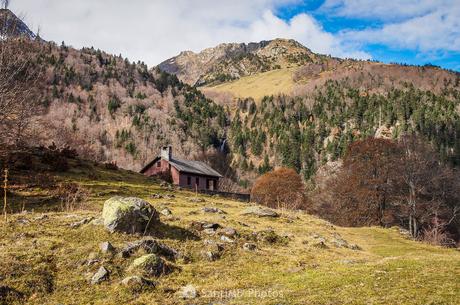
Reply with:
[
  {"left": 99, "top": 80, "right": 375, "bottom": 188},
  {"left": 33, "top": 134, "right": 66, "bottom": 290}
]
[
  {"left": 1, "top": 161, "right": 459, "bottom": 304},
  {"left": 0, "top": 9, "right": 36, "bottom": 40}
]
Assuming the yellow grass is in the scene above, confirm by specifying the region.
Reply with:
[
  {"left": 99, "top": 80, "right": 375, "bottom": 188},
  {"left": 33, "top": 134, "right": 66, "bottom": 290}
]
[
  {"left": 1, "top": 164, "right": 459, "bottom": 304},
  {"left": 201, "top": 67, "right": 298, "bottom": 100}
]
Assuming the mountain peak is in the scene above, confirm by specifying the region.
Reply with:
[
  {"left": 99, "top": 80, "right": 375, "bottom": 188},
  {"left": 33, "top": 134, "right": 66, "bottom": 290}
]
[
  {"left": 158, "top": 38, "right": 315, "bottom": 86},
  {"left": 0, "top": 8, "right": 37, "bottom": 40}
]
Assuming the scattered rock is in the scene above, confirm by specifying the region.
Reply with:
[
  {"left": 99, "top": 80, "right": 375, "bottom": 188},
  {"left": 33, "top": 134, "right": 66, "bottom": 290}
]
[
  {"left": 202, "top": 243, "right": 224, "bottom": 261},
  {"left": 312, "top": 238, "right": 328, "bottom": 249},
  {"left": 179, "top": 284, "right": 198, "bottom": 299},
  {"left": 150, "top": 193, "right": 163, "bottom": 199},
  {"left": 91, "top": 266, "right": 109, "bottom": 285},
  {"left": 120, "top": 237, "right": 180, "bottom": 261},
  {"left": 202, "top": 228, "right": 217, "bottom": 235},
  {"left": 203, "top": 222, "right": 220, "bottom": 230},
  {"left": 220, "top": 227, "right": 237, "bottom": 237},
  {"left": 241, "top": 206, "right": 279, "bottom": 218},
  {"left": 90, "top": 218, "right": 104, "bottom": 226},
  {"left": 255, "top": 229, "right": 285, "bottom": 244},
  {"left": 189, "top": 197, "right": 205, "bottom": 203},
  {"left": 102, "top": 196, "right": 159, "bottom": 234},
  {"left": 16, "top": 218, "right": 30, "bottom": 225},
  {"left": 128, "top": 254, "right": 168, "bottom": 277},
  {"left": 100, "top": 241, "right": 115, "bottom": 253},
  {"left": 70, "top": 217, "right": 94, "bottom": 228},
  {"left": 86, "top": 252, "right": 100, "bottom": 266},
  {"left": 202, "top": 207, "right": 226, "bottom": 214},
  {"left": 121, "top": 276, "right": 156, "bottom": 290},
  {"left": 243, "top": 243, "right": 257, "bottom": 251},
  {"left": 350, "top": 244, "right": 362, "bottom": 251},
  {"left": 220, "top": 235, "right": 234, "bottom": 243},
  {"left": 160, "top": 208, "right": 172, "bottom": 216},
  {"left": 331, "top": 233, "right": 349, "bottom": 248},
  {"left": 34, "top": 214, "right": 48, "bottom": 221},
  {"left": 164, "top": 194, "right": 175, "bottom": 200},
  {"left": 190, "top": 221, "right": 220, "bottom": 231}
]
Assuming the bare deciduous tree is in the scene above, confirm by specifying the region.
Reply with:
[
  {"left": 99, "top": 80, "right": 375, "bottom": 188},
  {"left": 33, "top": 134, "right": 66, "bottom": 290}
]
[
  {"left": 0, "top": 38, "right": 43, "bottom": 154},
  {"left": 1, "top": 0, "right": 10, "bottom": 10}
]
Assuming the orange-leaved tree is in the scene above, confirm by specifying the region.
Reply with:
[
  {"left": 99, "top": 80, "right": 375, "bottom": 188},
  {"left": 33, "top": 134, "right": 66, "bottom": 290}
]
[{"left": 251, "top": 167, "right": 305, "bottom": 210}]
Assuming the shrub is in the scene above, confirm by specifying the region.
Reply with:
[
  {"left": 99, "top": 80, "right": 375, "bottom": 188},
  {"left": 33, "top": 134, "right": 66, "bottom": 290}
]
[
  {"left": 52, "top": 182, "right": 89, "bottom": 211},
  {"left": 251, "top": 167, "right": 305, "bottom": 210},
  {"left": 42, "top": 150, "right": 69, "bottom": 172},
  {"left": 104, "top": 161, "right": 118, "bottom": 170}
]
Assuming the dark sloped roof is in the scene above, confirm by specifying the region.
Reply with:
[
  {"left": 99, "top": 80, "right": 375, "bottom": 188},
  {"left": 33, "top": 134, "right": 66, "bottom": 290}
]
[
  {"left": 140, "top": 156, "right": 222, "bottom": 178},
  {"left": 140, "top": 156, "right": 161, "bottom": 174},
  {"left": 168, "top": 158, "right": 222, "bottom": 178}
]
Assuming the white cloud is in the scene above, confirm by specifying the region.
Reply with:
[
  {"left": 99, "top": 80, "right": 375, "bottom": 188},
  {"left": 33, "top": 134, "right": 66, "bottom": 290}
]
[
  {"left": 321, "top": 0, "right": 450, "bottom": 21},
  {"left": 9, "top": 0, "right": 369, "bottom": 66},
  {"left": 339, "top": 3, "right": 460, "bottom": 53}
]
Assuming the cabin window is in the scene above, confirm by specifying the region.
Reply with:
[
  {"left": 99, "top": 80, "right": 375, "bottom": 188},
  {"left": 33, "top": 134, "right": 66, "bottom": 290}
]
[
  {"left": 187, "top": 176, "right": 191, "bottom": 185},
  {"left": 156, "top": 161, "right": 161, "bottom": 168},
  {"left": 195, "top": 177, "right": 199, "bottom": 186}
]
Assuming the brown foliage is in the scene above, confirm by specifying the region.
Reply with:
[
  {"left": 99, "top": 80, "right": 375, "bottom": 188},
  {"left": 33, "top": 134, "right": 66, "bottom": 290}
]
[
  {"left": 319, "top": 138, "right": 403, "bottom": 226},
  {"left": 251, "top": 167, "right": 305, "bottom": 210},
  {"left": 315, "top": 136, "right": 460, "bottom": 245}
]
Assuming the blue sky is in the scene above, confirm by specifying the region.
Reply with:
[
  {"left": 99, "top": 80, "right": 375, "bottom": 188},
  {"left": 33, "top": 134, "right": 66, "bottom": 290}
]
[
  {"left": 10, "top": 0, "right": 460, "bottom": 71},
  {"left": 276, "top": 0, "right": 460, "bottom": 71}
]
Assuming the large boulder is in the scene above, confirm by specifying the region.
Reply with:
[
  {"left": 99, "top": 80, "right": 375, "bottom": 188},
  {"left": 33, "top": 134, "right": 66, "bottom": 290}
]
[{"left": 102, "top": 197, "right": 159, "bottom": 234}]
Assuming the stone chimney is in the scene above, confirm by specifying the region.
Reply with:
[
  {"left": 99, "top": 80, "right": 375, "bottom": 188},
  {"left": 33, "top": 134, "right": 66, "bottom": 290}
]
[{"left": 160, "top": 146, "right": 172, "bottom": 161}]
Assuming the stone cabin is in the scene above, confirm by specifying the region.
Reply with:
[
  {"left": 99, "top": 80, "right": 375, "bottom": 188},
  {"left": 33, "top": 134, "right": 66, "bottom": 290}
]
[{"left": 140, "top": 146, "right": 223, "bottom": 191}]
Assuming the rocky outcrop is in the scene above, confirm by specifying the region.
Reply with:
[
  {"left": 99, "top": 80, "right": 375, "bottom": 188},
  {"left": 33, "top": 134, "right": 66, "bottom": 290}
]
[
  {"left": 158, "top": 39, "right": 315, "bottom": 86},
  {"left": 241, "top": 206, "right": 279, "bottom": 217}
]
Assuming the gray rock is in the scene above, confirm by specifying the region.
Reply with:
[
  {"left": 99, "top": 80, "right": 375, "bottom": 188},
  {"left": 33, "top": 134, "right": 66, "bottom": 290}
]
[
  {"left": 120, "top": 237, "right": 180, "bottom": 260},
  {"left": 241, "top": 206, "right": 279, "bottom": 217},
  {"left": 90, "top": 218, "right": 104, "bottom": 226},
  {"left": 160, "top": 208, "right": 172, "bottom": 216},
  {"left": 121, "top": 276, "right": 156, "bottom": 289},
  {"left": 180, "top": 284, "right": 198, "bottom": 299},
  {"left": 203, "top": 228, "right": 217, "bottom": 235},
  {"left": 100, "top": 241, "right": 115, "bottom": 253},
  {"left": 243, "top": 243, "right": 257, "bottom": 251},
  {"left": 202, "top": 207, "right": 226, "bottom": 214},
  {"left": 312, "top": 238, "right": 328, "bottom": 249},
  {"left": 220, "top": 235, "right": 234, "bottom": 243},
  {"left": 202, "top": 243, "right": 224, "bottom": 261},
  {"left": 34, "top": 214, "right": 48, "bottom": 221},
  {"left": 203, "top": 222, "right": 220, "bottom": 230},
  {"left": 190, "top": 221, "right": 220, "bottom": 231},
  {"left": 332, "top": 233, "right": 349, "bottom": 248},
  {"left": 91, "top": 266, "right": 109, "bottom": 285},
  {"left": 220, "top": 227, "right": 237, "bottom": 237},
  {"left": 150, "top": 193, "right": 163, "bottom": 199},
  {"left": 189, "top": 197, "right": 205, "bottom": 203},
  {"left": 102, "top": 197, "right": 159, "bottom": 234},
  {"left": 70, "top": 217, "right": 94, "bottom": 228},
  {"left": 128, "top": 254, "right": 168, "bottom": 277}
]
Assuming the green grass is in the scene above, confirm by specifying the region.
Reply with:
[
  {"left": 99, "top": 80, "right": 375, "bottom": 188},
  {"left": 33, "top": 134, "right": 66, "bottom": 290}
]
[{"left": 1, "top": 162, "right": 459, "bottom": 304}]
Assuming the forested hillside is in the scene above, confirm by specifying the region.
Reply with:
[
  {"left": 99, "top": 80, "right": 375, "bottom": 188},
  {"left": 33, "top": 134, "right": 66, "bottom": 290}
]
[
  {"left": 1, "top": 39, "right": 228, "bottom": 170},
  {"left": 229, "top": 80, "right": 460, "bottom": 180}
]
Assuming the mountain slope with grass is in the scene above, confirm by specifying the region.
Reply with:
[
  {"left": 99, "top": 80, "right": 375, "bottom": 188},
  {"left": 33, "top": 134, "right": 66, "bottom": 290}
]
[{"left": 1, "top": 155, "right": 459, "bottom": 305}]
